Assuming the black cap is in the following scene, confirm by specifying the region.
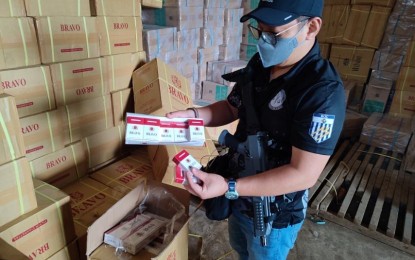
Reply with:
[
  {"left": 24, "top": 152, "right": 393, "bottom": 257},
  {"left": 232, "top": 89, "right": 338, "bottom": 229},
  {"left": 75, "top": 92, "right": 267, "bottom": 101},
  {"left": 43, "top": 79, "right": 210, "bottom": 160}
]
[{"left": 240, "top": 0, "right": 324, "bottom": 26}]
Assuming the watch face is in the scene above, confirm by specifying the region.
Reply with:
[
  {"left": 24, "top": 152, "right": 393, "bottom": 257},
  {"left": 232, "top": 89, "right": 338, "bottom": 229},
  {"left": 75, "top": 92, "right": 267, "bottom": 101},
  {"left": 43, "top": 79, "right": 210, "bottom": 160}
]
[{"left": 225, "top": 192, "right": 238, "bottom": 200}]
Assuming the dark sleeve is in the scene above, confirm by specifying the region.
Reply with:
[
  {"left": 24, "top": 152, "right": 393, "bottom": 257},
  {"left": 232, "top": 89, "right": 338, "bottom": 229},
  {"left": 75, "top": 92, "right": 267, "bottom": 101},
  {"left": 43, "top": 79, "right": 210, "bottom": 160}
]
[{"left": 290, "top": 81, "right": 346, "bottom": 155}]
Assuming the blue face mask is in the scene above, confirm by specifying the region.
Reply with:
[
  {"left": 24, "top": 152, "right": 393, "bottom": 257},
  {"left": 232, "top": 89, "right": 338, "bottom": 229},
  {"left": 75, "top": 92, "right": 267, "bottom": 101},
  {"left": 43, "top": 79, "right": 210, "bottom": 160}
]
[{"left": 257, "top": 26, "right": 304, "bottom": 68}]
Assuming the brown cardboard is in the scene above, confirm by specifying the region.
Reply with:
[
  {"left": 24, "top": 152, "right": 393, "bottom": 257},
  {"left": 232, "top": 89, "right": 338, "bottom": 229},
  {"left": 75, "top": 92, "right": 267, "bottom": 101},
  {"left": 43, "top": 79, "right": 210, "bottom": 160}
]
[
  {"left": 350, "top": 0, "right": 396, "bottom": 7},
  {"left": 142, "top": 0, "right": 163, "bottom": 8},
  {"left": 404, "top": 38, "right": 415, "bottom": 67},
  {"left": 389, "top": 90, "right": 415, "bottom": 117},
  {"left": 132, "top": 58, "right": 192, "bottom": 116},
  {"left": 341, "top": 109, "right": 368, "bottom": 139},
  {"left": 65, "top": 95, "right": 114, "bottom": 144},
  {"left": 148, "top": 138, "right": 218, "bottom": 189},
  {"left": 164, "top": 6, "right": 204, "bottom": 30},
  {"left": 405, "top": 135, "right": 415, "bottom": 174},
  {"left": 343, "top": 80, "right": 357, "bottom": 105},
  {"left": 0, "top": 179, "right": 76, "bottom": 260},
  {"left": 104, "top": 52, "right": 147, "bottom": 93},
  {"left": 50, "top": 57, "right": 109, "bottom": 106},
  {"left": 360, "top": 113, "right": 412, "bottom": 154},
  {"left": 111, "top": 88, "right": 134, "bottom": 126},
  {"left": 0, "top": 17, "right": 40, "bottom": 70},
  {"left": 35, "top": 17, "right": 100, "bottom": 64},
  {"left": 29, "top": 141, "right": 88, "bottom": 189},
  {"left": 83, "top": 124, "right": 125, "bottom": 170},
  {"left": 20, "top": 108, "right": 69, "bottom": 161},
  {"left": 361, "top": 80, "right": 392, "bottom": 114},
  {"left": 319, "top": 43, "right": 331, "bottom": 59},
  {"left": 96, "top": 16, "right": 143, "bottom": 56},
  {"left": 361, "top": 6, "right": 391, "bottom": 48},
  {"left": 91, "top": 0, "right": 142, "bottom": 16},
  {"left": 1, "top": 66, "right": 55, "bottom": 118},
  {"left": 86, "top": 181, "right": 190, "bottom": 259},
  {"left": 396, "top": 66, "right": 415, "bottom": 92},
  {"left": 0, "top": 158, "right": 37, "bottom": 227},
  {"left": 0, "top": 94, "right": 25, "bottom": 165},
  {"left": 61, "top": 177, "right": 125, "bottom": 257},
  {"left": 325, "top": 5, "right": 350, "bottom": 44},
  {"left": 342, "top": 5, "right": 370, "bottom": 46},
  {"left": 90, "top": 156, "right": 151, "bottom": 196},
  {"left": 143, "top": 25, "right": 178, "bottom": 61},
  {"left": 0, "top": 0, "right": 26, "bottom": 17},
  {"left": 0, "top": 238, "right": 27, "bottom": 260},
  {"left": 48, "top": 239, "right": 79, "bottom": 260},
  {"left": 24, "top": 0, "right": 91, "bottom": 16},
  {"left": 329, "top": 45, "right": 375, "bottom": 83}
]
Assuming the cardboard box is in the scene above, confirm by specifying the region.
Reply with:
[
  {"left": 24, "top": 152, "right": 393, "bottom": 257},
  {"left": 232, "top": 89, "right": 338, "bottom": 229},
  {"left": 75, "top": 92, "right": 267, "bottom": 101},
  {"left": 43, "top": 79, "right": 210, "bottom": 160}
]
[
  {"left": 96, "top": 16, "right": 143, "bottom": 56},
  {"left": 112, "top": 88, "right": 134, "bottom": 126},
  {"left": 200, "top": 27, "right": 224, "bottom": 48},
  {"left": 163, "top": 0, "right": 203, "bottom": 6},
  {"left": 29, "top": 141, "right": 88, "bottom": 189},
  {"left": 404, "top": 38, "right": 415, "bottom": 67},
  {"left": 177, "top": 28, "right": 200, "bottom": 51},
  {"left": 360, "top": 113, "right": 412, "bottom": 154},
  {"left": 132, "top": 58, "right": 193, "bottom": 116},
  {"left": 0, "top": 0, "right": 25, "bottom": 17},
  {"left": 204, "top": 0, "right": 241, "bottom": 8},
  {"left": 83, "top": 124, "right": 126, "bottom": 170},
  {"left": 35, "top": 17, "right": 99, "bottom": 63},
  {"left": 197, "top": 46, "right": 219, "bottom": 66},
  {"left": 350, "top": 0, "right": 396, "bottom": 7},
  {"left": 86, "top": 181, "right": 190, "bottom": 260},
  {"left": 1, "top": 66, "right": 55, "bottom": 118},
  {"left": 143, "top": 25, "right": 178, "bottom": 61},
  {"left": 371, "top": 51, "right": 405, "bottom": 74},
  {"left": 329, "top": 45, "right": 375, "bottom": 83},
  {"left": 361, "top": 80, "right": 392, "bottom": 114},
  {"left": 203, "top": 8, "right": 225, "bottom": 28},
  {"left": 0, "top": 238, "right": 27, "bottom": 260},
  {"left": 342, "top": 5, "right": 370, "bottom": 46},
  {"left": 200, "top": 81, "right": 230, "bottom": 103},
  {"left": 20, "top": 108, "right": 69, "bottom": 161},
  {"left": 361, "top": 6, "right": 391, "bottom": 49},
  {"left": 142, "top": 0, "right": 163, "bottom": 8},
  {"left": 0, "top": 17, "right": 40, "bottom": 70},
  {"left": 90, "top": 156, "right": 151, "bottom": 196},
  {"left": 341, "top": 109, "right": 368, "bottom": 139},
  {"left": 324, "top": 5, "right": 350, "bottom": 44},
  {"left": 164, "top": 6, "right": 204, "bottom": 30},
  {"left": 0, "top": 157, "right": 37, "bottom": 227},
  {"left": 50, "top": 57, "right": 109, "bottom": 106},
  {"left": 148, "top": 139, "right": 218, "bottom": 189},
  {"left": 65, "top": 95, "right": 114, "bottom": 144},
  {"left": 224, "top": 8, "right": 244, "bottom": 28},
  {"left": 91, "top": 0, "right": 142, "bottom": 16},
  {"left": 206, "top": 60, "right": 247, "bottom": 86},
  {"left": 240, "top": 43, "right": 257, "bottom": 61},
  {"left": 219, "top": 44, "right": 241, "bottom": 62},
  {"left": 48, "top": 239, "right": 79, "bottom": 260},
  {"left": 105, "top": 52, "right": 146, "bottom": 93},
  {"left": 389, "top": 90, "right": 415, "bottom": 117},
  {"left": 0, "top": 94, "right": 25, "bottom": 165},
  {"left": 1, "top": 179, "right": 76, "bottom": 260},
  {"left": 395, "top": 66, "right": 415, "bottom": 92},
  {"left": 343, "top": 80, "right": 357, "bottom": 105},
  {"left": 24, "top": 0, "right": 90, "bottom": 16},
  {"left": 405, "top": 135, "right": 415, "bottom": 174}
]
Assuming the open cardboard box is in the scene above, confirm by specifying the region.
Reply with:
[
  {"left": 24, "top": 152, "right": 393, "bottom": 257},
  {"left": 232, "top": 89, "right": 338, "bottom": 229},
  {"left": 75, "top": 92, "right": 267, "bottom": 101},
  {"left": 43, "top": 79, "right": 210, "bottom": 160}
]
[{"left": 86, "top": 180, "right": 190, "bottom": 259}]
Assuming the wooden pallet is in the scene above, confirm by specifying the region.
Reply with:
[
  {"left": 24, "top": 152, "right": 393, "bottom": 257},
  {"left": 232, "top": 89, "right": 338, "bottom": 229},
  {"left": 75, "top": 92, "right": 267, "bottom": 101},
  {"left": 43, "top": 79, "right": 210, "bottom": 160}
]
[{"left": 309, "top": 140, "right": 415, "bottom": 256}]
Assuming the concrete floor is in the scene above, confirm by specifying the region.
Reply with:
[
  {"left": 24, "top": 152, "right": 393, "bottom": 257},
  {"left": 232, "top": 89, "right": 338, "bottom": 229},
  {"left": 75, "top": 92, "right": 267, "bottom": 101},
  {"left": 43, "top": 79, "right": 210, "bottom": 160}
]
[{"left": 188, "top": 199, "right": 415, "bottom": 260}]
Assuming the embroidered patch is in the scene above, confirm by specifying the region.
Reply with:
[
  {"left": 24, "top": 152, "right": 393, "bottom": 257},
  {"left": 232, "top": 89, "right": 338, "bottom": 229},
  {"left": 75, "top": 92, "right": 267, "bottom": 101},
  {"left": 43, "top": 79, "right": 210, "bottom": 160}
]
[
  {"left": 309, "top": 113, "right": 335, "bottom": 143},
  {"left": 269, "top": 90, "right": 286, "bottom": 110}
]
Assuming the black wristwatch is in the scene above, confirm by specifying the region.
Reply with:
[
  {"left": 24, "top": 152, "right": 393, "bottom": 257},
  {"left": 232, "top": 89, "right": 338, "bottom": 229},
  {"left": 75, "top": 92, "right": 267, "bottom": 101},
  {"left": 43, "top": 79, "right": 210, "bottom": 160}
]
[{"left": 225, "top": 179, "right": 239, "bottom": 200}]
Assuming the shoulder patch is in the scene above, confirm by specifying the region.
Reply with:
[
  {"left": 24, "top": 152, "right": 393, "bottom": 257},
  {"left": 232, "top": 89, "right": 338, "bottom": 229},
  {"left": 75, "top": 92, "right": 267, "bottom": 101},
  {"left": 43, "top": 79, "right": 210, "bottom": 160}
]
[{"left": 309, "top": 113, "right": 335, "bottom": 143}]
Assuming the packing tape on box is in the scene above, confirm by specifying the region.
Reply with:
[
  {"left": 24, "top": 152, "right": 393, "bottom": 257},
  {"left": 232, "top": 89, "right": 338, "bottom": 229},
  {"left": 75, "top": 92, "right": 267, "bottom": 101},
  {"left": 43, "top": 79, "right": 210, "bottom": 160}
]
[
  {"left": 17, "top": 18, "right": 29, "bottom": 66},
  {"left": 37, "top": 188, "right": 67, "bottom": 243},
  {"left": 83, "top": 17, "right": 91, "bottom": 58},
  {"left": 7, "top": 0, "right": 13, "bottom": 16},
  {"left": 134, "top": 17, "right": 139, "bottom": 51},
  {"left": 0, "top": 114, "right": 17, "bottom": 161},
  {"left": 103, "top": 17, "right": 112, "bottom": 55},
  {"left": 59, "top": 64, "right": 66, "bottom": 104},
  {"left": 100, "top": 0, "right": 138, "bottom": 16},
  {"left": 402, "top": 68, "right": 411, "bottom": 92},
  {"left": 46, "top": 112, "right": 56, "bottom": 151},
  {"left": 41, "top": 66, "right": 54, "bottom": 109},
  {"left": 12, "top": 160, "right": 25, "bottom": 214},
  {"left": 46, "top": 17, "right": 55, "bottom": 62},
  {"left": 70, "top": 144, "right": 82, "bottom": 178},
  {"left": 36, "top": 0, "right": 82, "bottom": 16}
]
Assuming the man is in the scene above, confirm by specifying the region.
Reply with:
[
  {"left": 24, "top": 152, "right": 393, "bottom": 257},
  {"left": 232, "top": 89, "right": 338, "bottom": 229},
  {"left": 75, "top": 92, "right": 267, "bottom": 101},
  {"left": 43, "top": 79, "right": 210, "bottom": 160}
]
[{"left": 167, "top": 0, "right": 345, "bottom": 259}]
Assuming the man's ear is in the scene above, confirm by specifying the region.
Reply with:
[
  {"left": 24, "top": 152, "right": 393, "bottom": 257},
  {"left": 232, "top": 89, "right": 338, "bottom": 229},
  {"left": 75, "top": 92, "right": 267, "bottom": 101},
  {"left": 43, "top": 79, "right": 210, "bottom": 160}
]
[{"left": 306, "top": 17, "right": 322, "bottom": 40}]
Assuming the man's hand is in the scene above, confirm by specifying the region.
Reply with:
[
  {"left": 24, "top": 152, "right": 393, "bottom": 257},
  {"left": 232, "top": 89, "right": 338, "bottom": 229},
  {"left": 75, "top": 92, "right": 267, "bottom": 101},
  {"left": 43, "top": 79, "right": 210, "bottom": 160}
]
[{"left": 184, "top": 167, "right": 228, "bottom": 200}]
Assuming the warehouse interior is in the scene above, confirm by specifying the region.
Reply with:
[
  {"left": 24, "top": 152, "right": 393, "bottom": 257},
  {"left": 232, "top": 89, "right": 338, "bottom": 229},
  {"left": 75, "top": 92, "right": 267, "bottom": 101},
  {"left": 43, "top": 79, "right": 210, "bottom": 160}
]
[{"left": 1, "top": 0, "right": 415, "bottom": 259}]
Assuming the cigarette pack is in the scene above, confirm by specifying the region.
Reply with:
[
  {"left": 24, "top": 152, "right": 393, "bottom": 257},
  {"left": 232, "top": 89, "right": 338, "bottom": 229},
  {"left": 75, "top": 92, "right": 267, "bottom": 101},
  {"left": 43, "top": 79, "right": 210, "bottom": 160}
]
[
  {"left": 104, "top": 212, "right": 168, "bottom": 255},
  {"left": 172, "top": 150, "right": 202, "bottom": 184}
]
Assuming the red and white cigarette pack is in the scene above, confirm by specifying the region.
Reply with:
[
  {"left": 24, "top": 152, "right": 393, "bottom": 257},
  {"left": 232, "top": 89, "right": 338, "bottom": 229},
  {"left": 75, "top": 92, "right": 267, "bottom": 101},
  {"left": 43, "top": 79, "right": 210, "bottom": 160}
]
[
  {"left": 173, "top": 150, "right": 202, "bottom": 184},
  {"left": 125, "top": 112, "right": 205, "bottom": 146},
  {"left": 104, "top": 212, "right": 168, "bottom": 255}
]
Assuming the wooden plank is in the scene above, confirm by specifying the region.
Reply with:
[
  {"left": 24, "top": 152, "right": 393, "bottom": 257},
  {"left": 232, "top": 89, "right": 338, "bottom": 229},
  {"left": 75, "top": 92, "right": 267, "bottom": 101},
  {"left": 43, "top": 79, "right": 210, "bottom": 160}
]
[
  {"left": 309, "top": 140, "right": 350, "bottom": 198},
  {"left": 308, "top": 207, "right": 415, "bottom": 256},
  {"left": 311, "top": 142, "right": 360, "bottom": 211},
  {"left": 319, "top": 143, "right": 365, "bottom": 212},
  {"left": 354, "top": 150, "right": 387, "bottom": 225},
  {"left": 403, "top": 172, "right": 415, "bottom": 244},
  {"left": 387, "top": 159, "right": 407, "bottom": 237},
  {"left": 337, "top": 146, "right": 375, "bottom": 218},
  {"left": 369, "top": 153, "right": 398, "bottom": 231}
]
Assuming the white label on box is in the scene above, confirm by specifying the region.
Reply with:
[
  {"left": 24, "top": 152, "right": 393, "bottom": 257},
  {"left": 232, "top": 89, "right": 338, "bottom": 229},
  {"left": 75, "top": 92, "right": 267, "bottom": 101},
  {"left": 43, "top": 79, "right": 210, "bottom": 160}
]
[
  {"left": 142, "top": 118, "right": 160, "bottom": 141},
  {"left": 172, "top": 122, "right": 188, "bottom": 143},
  {"left": 126, "top": 116, "right": 145, "bottom": 141},
  {"left": 159, "top": 121, "right": 175, "bottom": 143},
  {"left": 187, "top": 119, "right": 205, "bottom": 142}
]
